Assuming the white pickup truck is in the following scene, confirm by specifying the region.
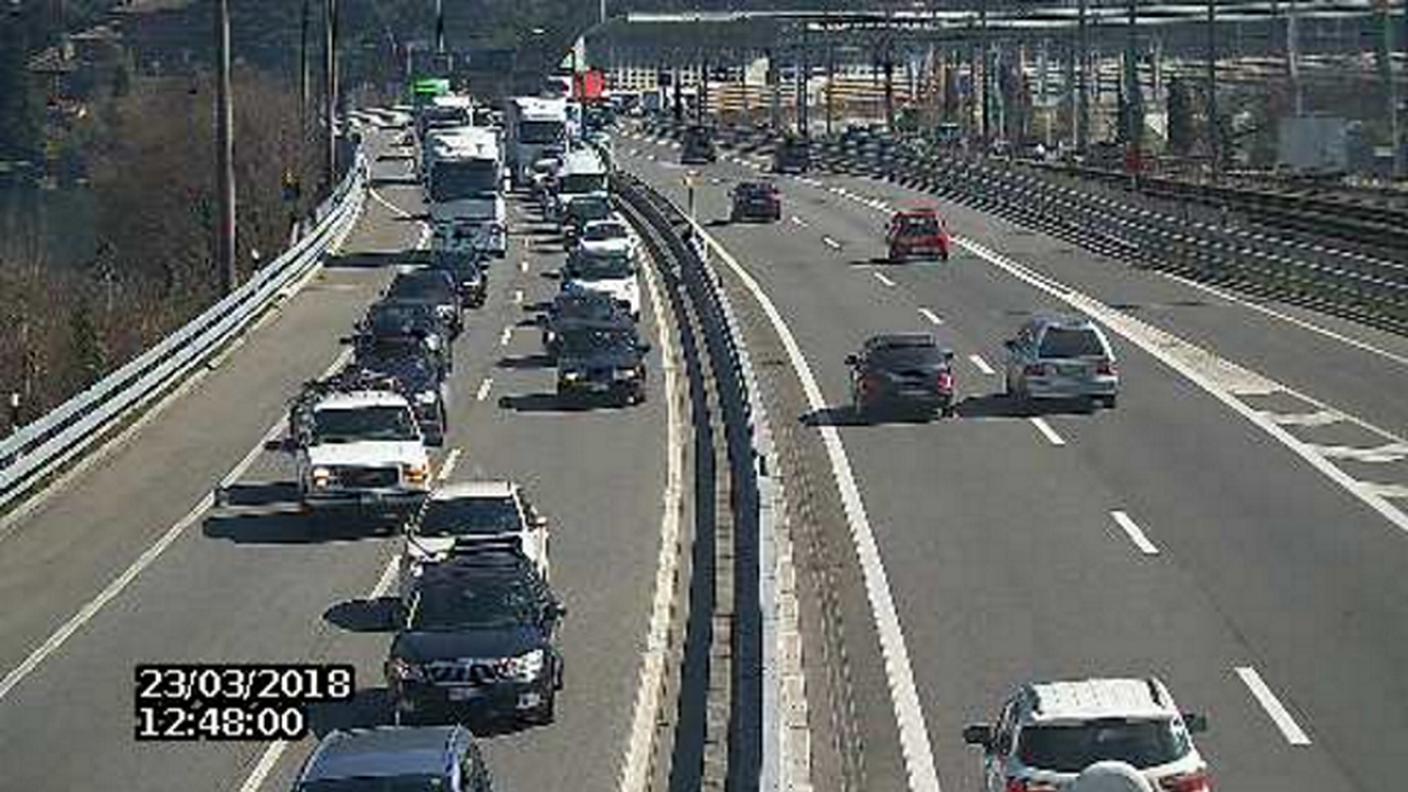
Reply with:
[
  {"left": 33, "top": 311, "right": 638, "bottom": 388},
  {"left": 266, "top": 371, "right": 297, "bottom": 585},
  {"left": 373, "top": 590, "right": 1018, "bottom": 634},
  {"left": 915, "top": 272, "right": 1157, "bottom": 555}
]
[{"left": 289, "top": 387, "right": 431, "bottom": 518}]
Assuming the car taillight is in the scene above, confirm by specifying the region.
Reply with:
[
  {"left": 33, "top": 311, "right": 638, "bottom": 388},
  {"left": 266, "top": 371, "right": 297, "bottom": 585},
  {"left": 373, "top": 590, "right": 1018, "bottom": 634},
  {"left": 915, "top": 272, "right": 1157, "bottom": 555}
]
[
  {"left": 1160, "top": 771, "right": 1211, "bottom": 792},
  {"left": 937, "top": 371, "right": 954, "bottom": 393},
  {"left": 1006, "top": 779, "right": 1059, "bottom": 792},
  {"left": 1023, "top": 363, "right": 1046, "bottom": 376},
  {"left": 1096, "top": 359, "right": 1116, "bottom": 376}
]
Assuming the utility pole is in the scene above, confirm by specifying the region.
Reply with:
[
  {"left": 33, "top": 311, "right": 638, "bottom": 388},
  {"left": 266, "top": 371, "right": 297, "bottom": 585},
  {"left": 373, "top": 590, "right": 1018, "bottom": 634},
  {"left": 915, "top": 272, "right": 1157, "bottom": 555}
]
[
  {"left": 1287, "top": 0, "right": 1303, "bottom": 116},
  {"left": 980, "top": 0, "right": 990, "bottom": 141},
  {"left": 299, "top": 0, "right": 311, "bottom": 139},
  {"left": 1207, "top": 0, "right": 1220, "bottom": 179},
  {"left": 1077, "top": 0, "right": 1089, "bottom": 152},
  {"left": 799, "top": 25, "right": 810, "bottom": 138},
  {"left": 215, "top": 0, "right": 237, "bottom": 292},
  {"left": 324, "top": 0, "right": 338, "bottom": 188},
  {"left": 1378, "top": 0, "right": 1402, "bottom": 179},
  {"left": 826, "top": 34, "right": 835, "bottom": 136},
  {"left": 434, "top": 0, "right": 444, "bottom": 55}
]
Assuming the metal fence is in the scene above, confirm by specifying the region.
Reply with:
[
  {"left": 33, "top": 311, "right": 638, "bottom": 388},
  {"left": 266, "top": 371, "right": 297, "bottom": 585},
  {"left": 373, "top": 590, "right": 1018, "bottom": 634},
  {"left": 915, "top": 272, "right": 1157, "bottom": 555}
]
[{"left": 0, "top": 148, "right": 368, "bottom": 515}]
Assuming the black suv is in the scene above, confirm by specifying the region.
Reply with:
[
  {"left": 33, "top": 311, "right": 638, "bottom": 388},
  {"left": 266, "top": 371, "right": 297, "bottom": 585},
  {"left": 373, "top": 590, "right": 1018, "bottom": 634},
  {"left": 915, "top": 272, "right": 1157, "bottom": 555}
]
[
  {"left": 431, "top": 249, "right": 488, "bottom": 308},
  {"left": 387, "top": 268, "right": 463, "bottom": 338},
  {"left": 556, "top": 321, "right": 650, "bottom": 405},
  {"left": 386, "top": 543, "right": 566, "bottom": 725},
  {"left": 846, "top": 333, "right": 956, "bottom": 419},
  {"left": 680, "top": 125, "right": 717, "bottom": 164},
  {"left": 541, "top": 291, "right": 632, "bottom": 360},
  {"left": 351, "top": 300, "right": 454, "bottom": 375},
  {"left": 772, "top": 137, "right": 811, "bottom": 173},
  {"left": 730, "top": 181, "right": 782, "bottom": 223}
]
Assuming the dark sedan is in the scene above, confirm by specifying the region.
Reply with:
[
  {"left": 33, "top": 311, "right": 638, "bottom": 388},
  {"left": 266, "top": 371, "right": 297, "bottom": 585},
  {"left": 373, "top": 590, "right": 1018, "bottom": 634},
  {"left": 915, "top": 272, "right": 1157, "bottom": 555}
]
[
  {"left": 556, "top": 321, "right": 650, "bottom": 405},
  {"left": 730, "top": 181, "right": 782, "bottom": 223},
  {"left": 430, "top": 249, "right": 488, "bottom": 308},
  {"left": 541, "top": 291, "right": 632, "bottom": 359},
  {"left": 387, "top": 268, "right": 463, "bottom": 337},
  {"left": 352, "top": 300, "right": 454, "bottom": 375},
  {"left": 847, "top": 333, "right": 956, "bottom": 419}
]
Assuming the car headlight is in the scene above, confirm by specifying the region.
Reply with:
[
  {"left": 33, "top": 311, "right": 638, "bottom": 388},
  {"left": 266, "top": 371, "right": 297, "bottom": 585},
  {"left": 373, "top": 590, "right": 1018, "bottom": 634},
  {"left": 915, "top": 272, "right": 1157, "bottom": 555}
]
[
  {"left": 562, "top": 369, "right": 583, "bottom": 381},
  {"left": 416, "top": 391, "right": 439, "bottom": 405},
  {"left": 311, "top": 466, "right": 333, "bottom": 488},
  {"left": 614, "top": 368, "right": 639, "bottom": 380},
  {"left": 499, "top": 648, "right": 545, "bottom": 681},
  {"left": 403, "top": 463, "right": 430, "bottom": 485},
  {"left": 387, "top": 656, "right": 424, "bottom": 682}
]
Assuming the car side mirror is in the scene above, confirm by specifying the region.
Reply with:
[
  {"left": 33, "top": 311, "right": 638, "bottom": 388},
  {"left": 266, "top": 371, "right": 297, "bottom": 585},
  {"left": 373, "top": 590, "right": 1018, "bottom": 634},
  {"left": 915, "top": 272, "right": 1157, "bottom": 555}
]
[
  {"left": 638, "top": 342, "right": 653, "bottom": 354},
  {"left": 961, "top": 723, "right": 994, "bottom": 749},
  {"left": 844, "top": 354, "right": 859, "bottom": 366},
  {"left": 1182, "top": 712, "right": 1208, "bottom": 734},
  {"left": 531, "top": 515, "right": 549, "bottom": 529},
  {"left": 264, "top": 437, "right": 290, "bottom": 453},
  {"left": 338, "top": 335, "right": 355, "bottom": 345},
  {"left": 1002, "top": 339, "right": 1016, "bottom": 351}
]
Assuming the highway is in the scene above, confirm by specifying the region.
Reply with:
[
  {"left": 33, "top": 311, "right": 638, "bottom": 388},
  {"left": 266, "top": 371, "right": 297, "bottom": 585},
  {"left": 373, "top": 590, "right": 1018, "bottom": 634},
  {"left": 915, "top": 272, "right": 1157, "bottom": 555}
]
[
  {"left": 0, "top": 129, "right": 674, "bottom": 791},
  {"left": 616, "top": 128, "right": 1408, "bottom": 792}
]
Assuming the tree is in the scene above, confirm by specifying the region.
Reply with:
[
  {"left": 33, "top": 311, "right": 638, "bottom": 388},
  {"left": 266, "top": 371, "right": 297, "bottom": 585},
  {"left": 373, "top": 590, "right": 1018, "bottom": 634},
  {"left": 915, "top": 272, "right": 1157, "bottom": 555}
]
[
  {"left": 1167, "top": 76, "right": 1194, "bottom": 157},
  {"left": 0, "top": 15, "right": 42, "bottom": 161}
]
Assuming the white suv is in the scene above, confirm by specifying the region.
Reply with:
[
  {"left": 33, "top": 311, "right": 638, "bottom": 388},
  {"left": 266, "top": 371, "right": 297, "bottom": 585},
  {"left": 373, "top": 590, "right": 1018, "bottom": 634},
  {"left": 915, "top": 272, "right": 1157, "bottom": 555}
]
[
  {"left": 963, "top": 677, "right": 1212, "bottom": 792},
  {"left": 399, "top": 481, "right": 550, "bottom": 601}
]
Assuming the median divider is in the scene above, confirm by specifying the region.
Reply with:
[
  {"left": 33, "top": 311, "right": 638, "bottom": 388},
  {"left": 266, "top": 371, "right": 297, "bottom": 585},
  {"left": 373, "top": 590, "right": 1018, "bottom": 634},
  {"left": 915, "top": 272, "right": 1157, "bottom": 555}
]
[{"left": 0, "top": 148, "right": 369, "bottom": 517}]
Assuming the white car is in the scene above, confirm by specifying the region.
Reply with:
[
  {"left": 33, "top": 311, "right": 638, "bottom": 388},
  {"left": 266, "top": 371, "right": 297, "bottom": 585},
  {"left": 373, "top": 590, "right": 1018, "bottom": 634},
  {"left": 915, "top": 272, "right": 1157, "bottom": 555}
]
[
  {"left": 399, "top": 481, "right": 551, "bottom": 600},
  {"left": 963, "top": 677, "right": 1212, "bottom": 792},
  {"left": 563, "top": 243, "right": 641, "bottom": 321},
  {"left": 292, "top": 390, "right": 431, "bottom": 515}
]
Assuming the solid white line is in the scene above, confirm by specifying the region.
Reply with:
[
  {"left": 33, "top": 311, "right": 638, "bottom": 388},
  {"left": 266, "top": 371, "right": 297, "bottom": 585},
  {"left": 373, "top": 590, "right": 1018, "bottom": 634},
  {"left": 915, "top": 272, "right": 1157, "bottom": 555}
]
[
  {"left": 956, "top": 235, "right": 1408, "bottom": 535},
  {"left": 823, "top": 236, "right": 843, "bottom": 251},
  {"left": 237, "top": 551, "right": 403, "bottom": 792},
  {"left": 1110, "top": 510, "right": 1159, "bottom": 555},
  {"left": 512, "top": 289, "right": 524, "bottom": 305},
  {"left": 618, "top": 221, "right": 687, "bottom": 792},
  {"left": 791, "top": 216, "right": 809, "bottom": 228},
  {"left": 1029, "top": 417, "right": 1067, "bottom": 447},
  {"left": 968, "top": 354, "right": 996, "bottom": 375},
  {"left": 500, "top": 325, "right": 513, "bottom": 346},
  {"left": 0, "top": 413, "right": 285, "bottom": 702},
  {"left": 873, "top": 271, "right": 896, "bottom": 287},
  {"left": 690, "top": 218, "right": 943, "bottom": 792},
  {"left": 437, "top": 448, "right": 462, "bottom": 482},
  {"left": 368, "top": 187, "right": 412, "bottom": 219},
  {"left": 917, "top": 308, "right": 943, "bottom": 326},
  {"left": 475, "top": 378, "right": 493, "bottom": 402},
  {"left": 1235, "top": 666, "right": 1312, "bottom": 746}
]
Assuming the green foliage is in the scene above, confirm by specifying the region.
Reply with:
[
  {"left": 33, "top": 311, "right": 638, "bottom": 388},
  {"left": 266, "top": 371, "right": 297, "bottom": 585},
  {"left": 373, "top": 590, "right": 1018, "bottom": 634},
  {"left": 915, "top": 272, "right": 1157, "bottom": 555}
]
[{"left": 0, "top": 17, "right": 42, "bottom": 160}]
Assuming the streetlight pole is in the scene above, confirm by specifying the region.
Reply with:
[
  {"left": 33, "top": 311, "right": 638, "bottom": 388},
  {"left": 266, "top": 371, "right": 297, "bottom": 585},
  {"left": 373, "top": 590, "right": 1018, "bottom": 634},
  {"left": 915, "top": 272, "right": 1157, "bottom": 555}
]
[
  {"left": 215, "top": 0, "right": 237, "bottom": 292},
  {"left": 324, "top": 0, "right": 338, "bottom": 188},
  {"left": 1207, "top": 0, "right": 1220, "bottom": 179}
]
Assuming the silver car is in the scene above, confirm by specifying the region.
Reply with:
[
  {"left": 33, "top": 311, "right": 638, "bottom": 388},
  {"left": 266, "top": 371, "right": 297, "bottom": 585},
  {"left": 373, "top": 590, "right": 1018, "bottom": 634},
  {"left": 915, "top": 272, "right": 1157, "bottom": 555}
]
[{"left": 1003, "top": 314, "right": 1119, "bottom": 408}]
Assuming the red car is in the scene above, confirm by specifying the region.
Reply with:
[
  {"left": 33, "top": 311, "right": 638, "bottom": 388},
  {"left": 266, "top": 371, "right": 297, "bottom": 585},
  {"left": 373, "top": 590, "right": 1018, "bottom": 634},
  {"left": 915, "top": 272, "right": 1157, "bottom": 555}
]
[{"left": 886, "top": 208, "right": 952, "bottom": 262}]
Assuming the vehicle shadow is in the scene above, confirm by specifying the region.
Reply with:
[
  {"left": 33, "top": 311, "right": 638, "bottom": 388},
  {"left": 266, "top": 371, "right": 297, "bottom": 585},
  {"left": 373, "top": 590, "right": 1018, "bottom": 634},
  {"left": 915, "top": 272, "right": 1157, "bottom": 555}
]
[
  {"left": 954, "top": 393, "right": 1094, "bottom": 418},
  {"left": 369, "top": 175, "right": 419, "bottom": 187},
  {"left": 202, "top": 510, "right": 399, "bottom": 545},
  {"left": 216, "top": 481, "right": 301, "bottom": 508},
  {"left": 325, "top": 250, "right": 425, "bottom": 269},
  {"left": 498, "top": 392, "right": 630, "bottom": 413},
  {"left": 308, "top": 687, "right": 396, "bottom": 737},
  {"left": 496, "top": 354, "right": 554, "bottom": 371},
  {"left": 323, "top": 596, "right": 402, "bottom": 633},
  {"left": 800, "top": 405, "right": 935, "bottom": 427}
]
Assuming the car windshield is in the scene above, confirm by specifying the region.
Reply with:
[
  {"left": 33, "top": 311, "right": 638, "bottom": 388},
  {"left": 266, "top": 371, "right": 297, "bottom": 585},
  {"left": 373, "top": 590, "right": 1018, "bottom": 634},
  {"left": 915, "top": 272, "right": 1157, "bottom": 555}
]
[
  {"left": 1016, "top": 719, "right": 1190, "bottom": 772},
  {"left": 873, "top": 347, "right": 945, "bottom": 369},
  {"left": 584, "top": 223, "right": 627, "bottom": 242},
  {"left": 417, "top": 496, "right": 523, "bottom": 538},
  {"left": 561, "top": 173, "right": 607, "bottom": 194},
  {"left": 431, "top": 252, "right": 480, "bottom": 278},
  {"left": 368, "top": 305, "right": 437, "bottom": 335},
  {"left": 572, "top": 255, "right": 633, "bottom": 280},
  {"left": 568, "top": 198, "right": 612, "bottom": 222},
  {"left": 313, "top": 405, "right": 419, "bottom": 443},
  {"left": 299, "top": 776, "right": 446, "bottom": 792},
  {"left": 555, "top": 295, "right": 619, "bottom": 320},
  {"left": 355, "top": 356, "right": 437, "bottom": 389},
  {"left": 561, "top": 328, "right": 635, "bottom": 357},
  {"left": 520, "top": 119, "right": 564, "bottom": 144},
  {"left": 1038, "top": 327, "right": 1107, "bottom": 359},
  {"left": 411, "top": 576, "right": 540, "bottom": 630},
  {"left": 899, "top": 216, "right": 940, "bottom": 235},
  {"left": 389, "top": 275, "right": 453, "bottom": 302},
  {"left": 428, "top": 160, "right": 497, "bottom": 202}
]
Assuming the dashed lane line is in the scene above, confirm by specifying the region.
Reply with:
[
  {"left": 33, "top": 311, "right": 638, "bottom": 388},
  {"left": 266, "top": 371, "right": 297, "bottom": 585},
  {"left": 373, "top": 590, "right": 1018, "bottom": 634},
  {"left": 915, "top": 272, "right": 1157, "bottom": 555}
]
[
  {"left": 968, "top": 354, "right": 996, "bottom": 375},
  {"left": 873, "top": 271, "right": 896, "bottom": 287},
  {"left": 1110, "top": 510, "right": 1160, "bottom": 555},
  {"left": 475, "top": 378, "right": 493, "bottom": 402},
  {"left": 1028, "top": 417, "right": 1067, "bottom": 447},
  {"left": 822, "top": 236, "right": 843, "bottom": 251},
  {"left": 500, "top": 326, "right": 514, "bottom": 346},
  {"left": 437, "top": 448, "right": 462, "bottom": 482},
  {"left": 1235, "top": 666, "right": 1313, "bottom": 746},
  {"left": 917, "top": 308, "right": 943, "bottom": 326}
]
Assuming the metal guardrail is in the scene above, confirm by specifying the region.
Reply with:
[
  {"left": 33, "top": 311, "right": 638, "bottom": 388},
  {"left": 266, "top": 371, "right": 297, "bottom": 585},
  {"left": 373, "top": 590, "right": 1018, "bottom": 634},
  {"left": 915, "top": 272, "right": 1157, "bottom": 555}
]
[
  {"left": 615, "top": 170, "right": 780, "bottom": 791},
  {"left": 0, "top": 149, "right": 368, "bottom": 515},
  {"left": 642, "top": 117, "right": 1408, "bottom": 334}
]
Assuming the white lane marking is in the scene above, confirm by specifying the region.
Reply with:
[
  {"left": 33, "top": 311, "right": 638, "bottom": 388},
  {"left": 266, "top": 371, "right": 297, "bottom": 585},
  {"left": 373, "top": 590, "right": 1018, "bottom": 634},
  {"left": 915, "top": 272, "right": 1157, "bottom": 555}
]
[
  {"left": 1265, "top": 409, "right": 1342, "bottom": 427},
  {"left": 520, "top": 259, "right": 530, "bottom": 273},
  {"left": 1235, "top": 666, "right": 1313, "bottom": 746},
  {"left": 873, "top": 271, "right": 896, "bottom": 287},
  {"left": 512, "top": 289, "right": 524, "bottom": 305},
  {"left": 957, "top": 236, "right": 1408, "bottom": 535},
  {"left": 237, "top": 552, "right": 402, "bottom": 792},
  {"left": 475, "top": 378, "right": 493, "bottom": 402},
  {"left": 917, "top": 308, "right": 943, "bottom": 326},
  {"left": 414, "top": 221, "right": 432, "bottom": 251},
  {"left": 618, "top": 217, "right": 688, "bottom": 792},
  {"left": 822, "top": 236, "right": 843, "bottom": 251},
  {"left": 791, "top": 216, "right": 809, "bottom": 228},
  {"left": 368, "top": 186, "right": 413, "bottom": 219},
  {"left": 0, "top": 408, "right": 286, "bottom": 701},
  {"left": 1311, "top": 442, "right": 1408, "bottom": 463},
  {"left": 500, "top": 325, "right": 514, "bottom": 346},
  {"left": 1110, "top": 510, "right": 1160, "bottom": 555},
  {"left": 1360, "top": 482, "right": 1408, "bottom": 499},
  {"left": 968, "top": 354, "right": 996, "bottom": 375},
  {"left": 1029, "top": 417, "right": 1067, "bottom": 447},
  {"left": 690, "top": 218, "right": 943, "bottom": 792},
  {"left": 1159, "top": 270, "right": 1408, "bottom": 370},
  {"left": 437, "top": 448, "right": 462, "bottom": 482}
]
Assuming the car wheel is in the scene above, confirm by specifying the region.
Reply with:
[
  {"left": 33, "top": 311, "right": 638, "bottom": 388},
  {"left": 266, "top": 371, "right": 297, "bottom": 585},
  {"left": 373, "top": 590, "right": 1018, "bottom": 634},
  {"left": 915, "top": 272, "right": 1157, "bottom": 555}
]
[{"left": 1103, "top": 394, "right": 1118, "bottom": 409}]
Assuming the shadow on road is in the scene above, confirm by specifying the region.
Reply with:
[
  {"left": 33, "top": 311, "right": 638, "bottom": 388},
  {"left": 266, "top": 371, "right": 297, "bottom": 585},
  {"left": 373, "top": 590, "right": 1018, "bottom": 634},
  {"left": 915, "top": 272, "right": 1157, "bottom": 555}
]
[
  {"left": 497, "top": 392, "right": 631, "bottom": 414},
  {"left": 496, "top": 354, "right": 553, "bottom": 371},
  {"left": 308, "top": 687, "right": 395, "bottom": 737},
  {"left": 323, "top": 596, "right": 401, "bottom": 633},
  {"left": 202, "top": 510, "right": 398, "bottom": 544},
  {"left": 325, "top": 250, "right": 425, "bottom": 269},
  {"left": 217, "top": 481, "right": 300, "bottom": 508},
  {"left": 954, "top": 393, "right": 1095, "bottom": 418},
  {"left": 800, "top": 404, "right": 938, "bottom": 427}
]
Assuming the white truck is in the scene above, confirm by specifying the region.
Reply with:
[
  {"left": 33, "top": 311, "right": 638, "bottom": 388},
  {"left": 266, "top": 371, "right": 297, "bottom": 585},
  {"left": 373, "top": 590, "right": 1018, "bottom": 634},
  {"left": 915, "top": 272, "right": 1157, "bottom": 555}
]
[
  {"left": 424, "top": 126, "right": 508, "bottom": 258},
  {"left": 505, "top": 96, "right": 569, "bottom": 187},
  {"left": 288, "top": 385, "right": 431, "bottom": 519},
  {"left": 547, "top": 147, "right": 609, "bottom": 221}
]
